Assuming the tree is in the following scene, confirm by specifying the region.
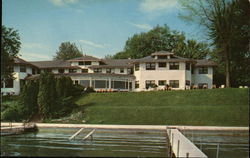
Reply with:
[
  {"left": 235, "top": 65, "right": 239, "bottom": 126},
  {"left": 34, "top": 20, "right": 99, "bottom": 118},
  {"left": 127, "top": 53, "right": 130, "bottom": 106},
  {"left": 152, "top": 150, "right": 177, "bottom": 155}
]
[
  {"left": 53, "top": 42, "right": 83, "bottom": 61},
  {"left": 179, "top": 0, "right": 250, "bottom": 87},
  {"left": 1, "top": 26, "right": 21, "bottom": 81},
  {"left": 37, "top": 72, "right": 58, "bottom": 119}
]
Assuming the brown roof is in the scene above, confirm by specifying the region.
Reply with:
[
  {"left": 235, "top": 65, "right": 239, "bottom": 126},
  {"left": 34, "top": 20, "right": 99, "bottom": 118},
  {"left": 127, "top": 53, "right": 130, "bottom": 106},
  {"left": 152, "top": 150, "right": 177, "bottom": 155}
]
[
  {"left": 195, "top": 59, "right": 217, "bottom": 67},
  {"left": 29, "top": 60, "right": 80, "bottom": 69},
  {"left": 67, "top": 55, "right": 101, "bottom": 61},
  {"left": 133, "top": 55, "right": 196, "bottom": 63},
  {"left": 151, "top": 50, "right": 174, "bottom": 56},
  {"left": 14, "top": 57, "right": 38, "bottom": 68},
  {"left": 89, "top": 59, "right": 136, "bottom": 68},
  {"left": 25, "top": 73, "right": 135, "bottom": 80}
]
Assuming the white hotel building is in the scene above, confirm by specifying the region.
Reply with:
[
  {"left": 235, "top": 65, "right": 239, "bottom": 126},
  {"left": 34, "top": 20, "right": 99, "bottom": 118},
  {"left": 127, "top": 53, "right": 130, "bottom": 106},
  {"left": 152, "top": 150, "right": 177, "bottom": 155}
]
[{"left": 1, "top": 51, "right": 217, "bottom": 95}]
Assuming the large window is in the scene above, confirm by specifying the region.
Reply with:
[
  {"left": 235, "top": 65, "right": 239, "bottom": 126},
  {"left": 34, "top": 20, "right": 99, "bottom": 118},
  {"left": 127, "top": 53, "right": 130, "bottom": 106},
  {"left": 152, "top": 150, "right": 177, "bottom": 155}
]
[
  {"left": 20, "top": 65, "right": 26, "bottom": 72},
  {"left": 135, "top": 81, "right": 139, "bottom": 88},
  {"left": 145, "top": 80, "right": 155, "bottom": 89},
  {"left": 69, "top": 69, "right": 77, "bottom": 73},
  {"left": 146, "top": 63, "right": 156, "bottom": 70},
  {"left": 111, "top": 81, "right": 126, "bottom": 89},
  {"left": 169, "top": 80, "right": 179, "bottom": 88},
  {"left": 169, "top": 62, "right": 179, "bottom": 70},
  {"left": 135, "top": 64, "right": 140, "bottom": 71},
  {"left": 120, "top": 68, "right": 124, "bottom": 73},
  {"left": 94, "top": 80, "right": 108, "bottom": 88},
  {"left": 199, "top": 67, "right": 208, "bottom": 74},
  {"left": 158, "top": 62, "right": 167, "bottom": 68},
  {"left": 5, "top": 79, "right": 13, "bottom": 88},
  {"left": 58, "top": 69, "right": 65, "bottom": 73},
  {"left": 81, "top": 69, "right": 88, "bottom": 73},
  {"left": 94, "top": 68, "right": 102, "bottom": 73},
  {"left": 186, "top": 80, "right": 190, "bottom": 86},
  {"left": 186, "top": 63, "right": 190, "bottom": 70},
  {"left": 158, "top": 80, "right": 166, "bottom": 86}
]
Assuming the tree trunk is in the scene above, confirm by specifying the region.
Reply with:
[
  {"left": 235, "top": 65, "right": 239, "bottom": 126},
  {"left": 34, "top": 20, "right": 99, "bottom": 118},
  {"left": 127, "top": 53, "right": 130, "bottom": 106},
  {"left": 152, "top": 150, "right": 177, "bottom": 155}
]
[{"left": 225, "top": 45, "right": 231, "bottom": 87}]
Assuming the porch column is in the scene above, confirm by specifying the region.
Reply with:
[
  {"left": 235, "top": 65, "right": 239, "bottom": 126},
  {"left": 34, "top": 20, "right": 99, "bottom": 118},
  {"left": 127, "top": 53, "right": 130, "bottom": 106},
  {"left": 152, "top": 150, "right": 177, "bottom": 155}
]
[
  {"left": 89, "top": 77, "right": 92, "bottom": 88},
  {"left": 109, "top": 78, "right": 111, "bottom": 89}
]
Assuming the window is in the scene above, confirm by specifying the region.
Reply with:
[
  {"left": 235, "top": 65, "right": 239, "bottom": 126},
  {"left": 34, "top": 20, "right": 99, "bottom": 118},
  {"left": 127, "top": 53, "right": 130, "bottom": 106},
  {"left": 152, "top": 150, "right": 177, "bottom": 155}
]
[
  {"left": 127, "top": 68, "right": 133, "bottom": 74},
  {"left": 191, "top": 65, "right": 194, "bottom": 74},
  {"left": 32, "top": 68, "right": 36, "bottom": 75},
  {"left": 169, "top": 80, "right": 179, "bottom": 88},
  {"left": 74, "top": 80, "right": 79, "bottom": 85},
  {"left": 111, "top": 81, "right": 126, "bottom": 89},
  {"left": 158, "top": 80, "right": 166, "bottom": 86},
  {"left": 5, "top": 79, "right": 13, "bottom": 88},
  {"left": 20, "top": 65, "right": 26, "bottom": 72},
  {"left": 199, "top": 67, "right": 208, "bottom": 74},
  {"left": 186, "top": 63, "right": 190, "bottom": 70},
  {"left": 79, "top": 61, "right": 84, "bottom": 65},
  {"left": 94, "top": 68, "right": 102, "bottom": 73},
  {"left": 94, "top": 80, "right": 108, "bottom": 88},
  {"left": 58, "top": 69, "right": 65, "bottom": 73},
  {"left": 85, "top": 61, "right": 91, "bottom": 65},
  {"left": 135, "top": 81, "right": 139, "bottom": 88},
  {"left": 158, "top": 62, "right": 167, "bottom": 68},
  {"left": 146, "top": 63, "right": 156, "bottom": 70},
  {"left": 106, "top": 68, "right": 111, "bottom": 73},
  {"left": 81, "top": 69, "right": 88, "bottom": 73},
  {"left": 186, "top": 80, "right": 190, "bottom": 86},
  {"left": 158, "top": 55, "right": 168, "bottom": 59},
  {"left": 169, "top": 62, "right": 179, "bottom": 70},
  {"left": 69, "top": 69, "right": 77, "bottom": 73},
  {"left": 80, "top": 80, "right": 90, "bottom": 87},
  {"left": 145, "top": 80, "right": 155, "bottom": 89},
  {"left": 135, "top": 64, "right": 139, "bottom": 71},
  {"left": 120, "top": 68, "right": 124, "bottom": 73}
]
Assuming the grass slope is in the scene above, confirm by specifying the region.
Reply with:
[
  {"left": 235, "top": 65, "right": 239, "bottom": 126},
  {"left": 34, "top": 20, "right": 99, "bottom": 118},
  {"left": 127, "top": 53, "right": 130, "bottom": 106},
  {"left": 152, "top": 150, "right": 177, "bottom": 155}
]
[{"left": 73, "top": 88, "right": 249, "bottom": 126}]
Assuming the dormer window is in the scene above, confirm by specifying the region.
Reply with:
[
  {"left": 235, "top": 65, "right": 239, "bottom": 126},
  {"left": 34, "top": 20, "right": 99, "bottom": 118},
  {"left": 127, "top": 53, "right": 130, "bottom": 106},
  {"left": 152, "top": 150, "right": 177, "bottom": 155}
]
[
  {"left": 120, "top": 68, "right": 124, "bottom": 73},
  {"left": 157, "top": 55, "right": 168, "bottom": 59},
  {"left": 59, "top": 69, "right": 65, "bottom": 73},
  {"left": 94, "top": 68, "right": 102, "bottom": 73},
  {"left": 158, "top": 62, "right": 167, "bottom": 68},
  {"left": 78, "top": 61, "right": 91, "bottom": 65}
]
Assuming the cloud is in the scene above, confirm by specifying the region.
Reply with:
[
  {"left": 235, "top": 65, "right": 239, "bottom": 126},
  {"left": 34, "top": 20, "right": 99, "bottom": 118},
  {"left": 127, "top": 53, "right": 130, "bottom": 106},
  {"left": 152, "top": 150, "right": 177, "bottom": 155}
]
[
  {"left": 79, "top": 40, "right": 105, "bottom": 49},
  {"left": 19, "top": 52, "right": 51, "bottom": 61},
  {"left": 126, "top": 21, "right": 152, "bottom": 31},
  {"left": 139, "top": 0, "right": 178, "bottom": 12},
  {"left": 49, "top": 0, "right": 79, "bottom": 6}
]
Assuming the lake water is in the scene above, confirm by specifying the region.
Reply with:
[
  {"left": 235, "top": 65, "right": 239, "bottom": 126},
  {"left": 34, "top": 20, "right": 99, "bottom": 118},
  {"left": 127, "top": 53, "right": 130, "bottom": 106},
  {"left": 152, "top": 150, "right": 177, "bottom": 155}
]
[
  {"left": 1, "top": 128, "right": 169, "bottom": 157},
  {"left": 182, "top": 130, "right": 249, "bottom": 158},
  {"left": 1, "top": 128, "right": 249, "bottom": 157}
]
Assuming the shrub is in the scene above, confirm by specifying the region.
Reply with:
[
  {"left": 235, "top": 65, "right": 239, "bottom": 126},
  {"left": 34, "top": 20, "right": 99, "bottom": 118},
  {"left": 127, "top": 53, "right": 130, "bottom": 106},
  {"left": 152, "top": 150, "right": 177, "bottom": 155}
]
[
  {"left": 72, "top": 84, "right": 85, "bottom": 96},
  {"left": 1, "top": 103, "right": 22, "bottom": 122},
  {"left": 85, "top": 86, "right": 95, "bottom": 93}
]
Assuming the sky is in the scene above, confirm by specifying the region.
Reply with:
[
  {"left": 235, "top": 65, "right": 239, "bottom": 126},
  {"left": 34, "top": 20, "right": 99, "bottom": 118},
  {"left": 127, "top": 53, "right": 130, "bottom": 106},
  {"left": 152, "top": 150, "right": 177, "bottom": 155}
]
[{"left": 3, "top": 0, "right": 206, "bottom": 61}]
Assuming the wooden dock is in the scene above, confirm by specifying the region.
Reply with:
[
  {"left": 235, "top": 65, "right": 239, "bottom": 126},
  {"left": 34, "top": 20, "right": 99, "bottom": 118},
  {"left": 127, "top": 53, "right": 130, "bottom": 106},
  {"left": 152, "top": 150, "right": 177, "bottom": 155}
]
[{"left": 1, "top": 123, "right": 38, "bottom": 136}]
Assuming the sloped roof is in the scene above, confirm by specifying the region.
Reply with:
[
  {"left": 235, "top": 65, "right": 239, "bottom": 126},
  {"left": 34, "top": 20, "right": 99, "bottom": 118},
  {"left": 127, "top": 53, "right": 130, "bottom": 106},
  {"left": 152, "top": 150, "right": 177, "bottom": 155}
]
[
  {"left": 151, "top": 50, "right": 174, "bottom": 56},
  {"left": 133, "top": 55, "right": 196, "bottom": 63},
  {"left": 30, "top": 60, "right": 80, "bottom": 69},
  {"left": 68, "top": 55, "right": 101, "bottom": 61},
  {"left": 195, "top": 59, "right": 217, "bottom": 67},
  {"left": 14, "top": 57, "right": 38, "bottom": 68},
  {"left": 89, "top": 59, "right": 136, "bottom": 68}
]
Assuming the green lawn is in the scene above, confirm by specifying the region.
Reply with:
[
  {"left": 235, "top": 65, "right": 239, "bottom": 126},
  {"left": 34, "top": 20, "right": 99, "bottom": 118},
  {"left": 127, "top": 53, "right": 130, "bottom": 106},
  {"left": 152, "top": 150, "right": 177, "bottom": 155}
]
[{"left": 72, "top": 88, "right": 249, "bottom": 126}]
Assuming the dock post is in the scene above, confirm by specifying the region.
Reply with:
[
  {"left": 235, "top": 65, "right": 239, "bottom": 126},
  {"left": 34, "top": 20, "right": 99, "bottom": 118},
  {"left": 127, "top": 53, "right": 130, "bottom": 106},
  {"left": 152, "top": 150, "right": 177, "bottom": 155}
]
[
  {"left": 186, "top": 152, "right": 189, "bottom": 158},
  {"left": 177, "top": 140, "right": 180, "bottom": 158},
  {"left": 171, "top": 133, "right": 174, "bottom": 157},
  {"left": 216, "top": 143, "right": 220, "bottom": 158}
]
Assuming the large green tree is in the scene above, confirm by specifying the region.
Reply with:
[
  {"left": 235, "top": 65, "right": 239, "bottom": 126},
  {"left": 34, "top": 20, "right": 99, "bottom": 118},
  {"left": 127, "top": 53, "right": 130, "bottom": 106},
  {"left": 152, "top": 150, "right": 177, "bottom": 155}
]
[
  {"left": 1, "top": 26, "right": 21, "bottom": 81},
  {"left": 53, "top": 42, "right": 83, "bottom": 61},
  {"left": 179, "top": 0, "right": 250, "bottom": 87},
  {"left": 108, "top": 25, "right": 211, "bottom": 59}
]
